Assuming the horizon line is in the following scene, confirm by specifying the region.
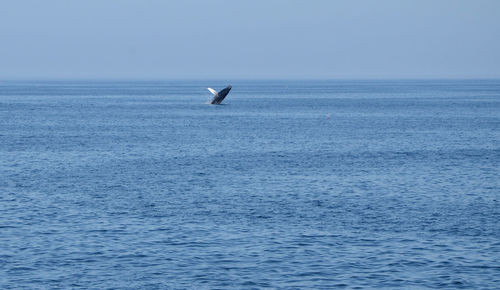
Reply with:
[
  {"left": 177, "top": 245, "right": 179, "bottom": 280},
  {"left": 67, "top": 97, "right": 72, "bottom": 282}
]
[{"left": 2, "top": 77, "right": 500, "bottom": 82}]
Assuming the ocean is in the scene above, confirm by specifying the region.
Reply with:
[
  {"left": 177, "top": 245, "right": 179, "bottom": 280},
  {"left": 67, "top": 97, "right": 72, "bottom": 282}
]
[{"left": 1, "top": 80, "right": 499, "bottom": 288}]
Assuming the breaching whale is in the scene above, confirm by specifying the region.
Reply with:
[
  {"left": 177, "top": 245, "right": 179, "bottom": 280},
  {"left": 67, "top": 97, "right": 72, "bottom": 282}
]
[{"left": 207, "top": 85, "right": 232, "bottom": 104}]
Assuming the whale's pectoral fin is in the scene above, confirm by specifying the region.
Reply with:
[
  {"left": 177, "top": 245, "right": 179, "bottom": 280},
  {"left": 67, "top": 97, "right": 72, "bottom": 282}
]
[{"left": 207, "top": 88, "right": 218, "bottom": 95}]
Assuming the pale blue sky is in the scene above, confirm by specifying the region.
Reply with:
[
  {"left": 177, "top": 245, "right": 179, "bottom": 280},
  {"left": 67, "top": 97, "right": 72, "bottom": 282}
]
[{"left": 1, "top": 0, "right": 499, "bottom": 79}]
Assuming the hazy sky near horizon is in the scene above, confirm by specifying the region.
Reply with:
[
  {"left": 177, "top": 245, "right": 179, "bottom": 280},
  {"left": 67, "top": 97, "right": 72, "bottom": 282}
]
[{"left": 1, "top": 0, "right": 499, "bottom": 79}]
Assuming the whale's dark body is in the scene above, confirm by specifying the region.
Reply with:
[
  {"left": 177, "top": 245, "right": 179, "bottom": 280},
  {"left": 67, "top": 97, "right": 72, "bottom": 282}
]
[{"left": 210, "top": 86, "right": 232, "bottom": 104}]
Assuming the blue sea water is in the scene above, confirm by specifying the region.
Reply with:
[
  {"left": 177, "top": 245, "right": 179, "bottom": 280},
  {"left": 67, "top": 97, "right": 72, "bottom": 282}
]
[{"left": 1, "top": 80, "right": 499, "bottom": 289}]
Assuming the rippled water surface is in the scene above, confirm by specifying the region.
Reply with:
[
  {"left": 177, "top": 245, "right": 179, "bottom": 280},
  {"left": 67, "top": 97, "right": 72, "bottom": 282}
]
[{"left": 1, "top": 80, "right": 500, "bottom": 288}]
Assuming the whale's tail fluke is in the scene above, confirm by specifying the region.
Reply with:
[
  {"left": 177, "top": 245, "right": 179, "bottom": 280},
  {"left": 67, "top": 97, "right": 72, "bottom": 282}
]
[{"left": 208, "top": 85, "right": 232, "bottom": 104}]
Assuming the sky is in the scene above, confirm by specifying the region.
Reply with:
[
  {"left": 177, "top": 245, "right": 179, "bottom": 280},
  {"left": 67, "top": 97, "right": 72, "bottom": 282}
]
[{"left": 1, "top": 0, "right": 499, "bottom": 80}]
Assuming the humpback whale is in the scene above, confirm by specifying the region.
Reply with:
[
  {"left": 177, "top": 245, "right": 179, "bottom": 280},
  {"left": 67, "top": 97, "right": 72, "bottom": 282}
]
[{"left": 207, "top": 85, "right": 232, "bottom": 104}]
